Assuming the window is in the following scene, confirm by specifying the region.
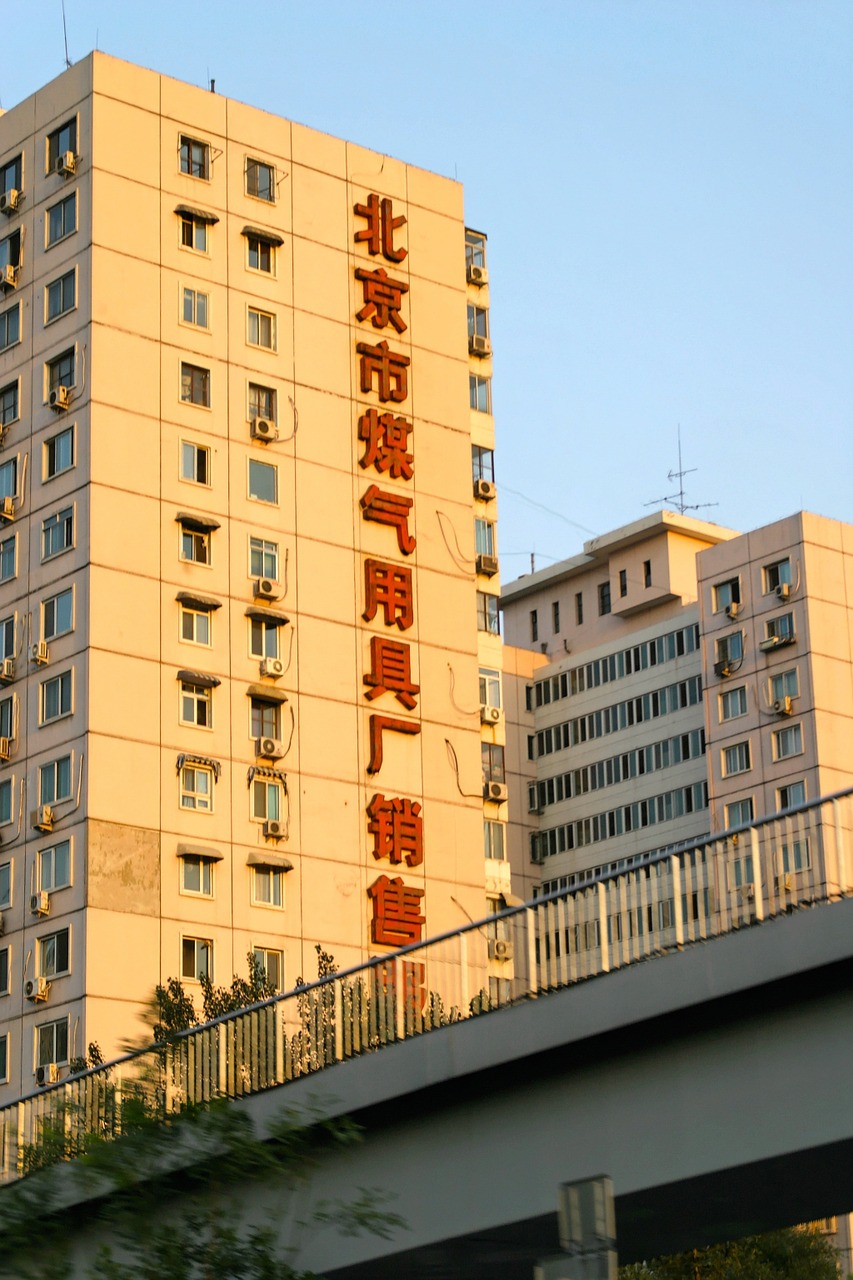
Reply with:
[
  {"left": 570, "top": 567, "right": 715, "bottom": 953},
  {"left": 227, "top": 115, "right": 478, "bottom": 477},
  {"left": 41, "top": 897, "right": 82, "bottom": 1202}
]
[
  {"left": 47, "top": 118, "right": 77, "bottom": 170},
  {"left": 0, "top": 457, "right": 16, "bottom": 500},
  {"left": 179, "top": 135, "right": 209, "bottom": 180},
  {"left": 0, "top": 778, "right": 11, "bottom": 824},
  {"left": 181, "top": 936, "right": 212, "bottom": 981},
  {"left": 47, "top": 193, "right": 76, "bottom": 246},
  {"left": 181, "top": 857, "right": 212, "bottom": 897},
  {"left": 38, "top": 928, "right": 69, "bottom": 979},
  {"left": 715, "top": 632, "right": 743, "bottom": 667},
  {"left": 479, "top": 667, "right": 501, "bottom": 709},
  {"left": 465, "top": 229, "right": 487, "bottom": 270},
  {"left": 713, "top": 578, "right": 741, "bottom": 613},
  {"left": 46, "top": 270, "right": 75, "bottom": 322},
  {"left": 477, "top": 591, "right": 500, "bottom": 635},
  {"left": 248, "top": 306, "right": 275, "bottom": 350},
  {"left": 0, "top": 154, "right": 21, "bottom": 195},
  {"left": 181, "top": 363, "right": 210, "bottom": 407},
  {"left": 475, "top": 519, "right": 495, "bottom": 557},
  {"left": 250, "top": 698, "right": 281, "bottom": 739},
  {"left": 246, "top": 158, "right": 275, "bottom": 202},
  {"left": 253, "top": 865, "right": 284, "bottom": 907},
  {"left": 0, "top": 616, "right": 13, "bottom": 661},
  {"left": 246, "top": 235, "right": 272, "bottom": 273},
  {"left": 47, "top": 349, "right": 75, "bottom": 395},
  {"left": 248, "top": 459, "right": 277, "bottom": 504},
  {"left": 0, "top": 302, "right": 19, "bottom": 352},
  {"left": 774, "top": 723, "right": 803, "bottom": 760},
  {"left": 0, "top": 694, "right": 12, "bottom": 740},
  {"left": 180, "top": 214, "right": 208, "bottom": 252},
  {"left": 181, "top": 441, "right": 210, "bottom": 485},
  {"left": 0, "top": 1032, "right": 7, "bottom": 1082},
  {"left": 770, "top": 668, "right": 798, "bottom": 703},
  {"left": 180, "top": 524, "right": 211, "bottom": 566},
  {"left": 249, "top": 537, "right": 278, "bottom": 579},
  {"left": 725, "top": 797, "right": 754, "bottom": 828},
  {"left": 764, "top": 558, "right": 792, "bottom": 593},
  {"left": 483, "top": 820, "right": 505, "bottom": 861},
  {"left": 575, "top": 592, "right": 584, "bottom": 625},
  {"left": 42, "top": 506, "right": 73, "bottom": 560},
  {"left": 471, "top": 445, "right": 494, "bottom": 483},
  {"left": 180, "top": 764, "right": 213, "bottom": 811},
  {"left": 723, "top": 741, "right": 751, "bottom": 776},
  {"left": 619, "top": 569, "right": 627, "bottom": 598},
  {"left": 250, "top": 616, "right": 280, "bottom": 659},
  {"left": 0, "top": 534, "right": 14, "bottom": 583},
  {"left": 720, "top": 685, "right": 748, "bottom": 721},
  {"left": 0, "top": 381, "right": 18, "bottom": 426},
  {"left": 181, "top": 605, "right": 211, "bottom": 647},
  {"left": 644, "top": 559, "right": 652, "bottom": 588},
  {"left": 481, "top": 742, "right": 506, "bottom": 784},
  {"left": 0, "top": 229, "right": 21, "bottom": 271},
  {"left": 766, "top": 613, "right": 795, "bottom": 643},
  {"left": 552, "top": 601, "right": 560, "bottom": 633},
  {"left": 40, "top": 756, "right": 72, "bottom": 805},
  {"left": 36, "top": 1017, "right": 69, "bottom": 1068},
  {"left": 41, "top": 670, "right": 72, "bottom": 723},
  {"left": 181, "top": 681, "right": 212, "bottom": 728},
  {"left": 0, "top": 949, "right": 7, "bottom": 995},
  {"left": 44, "top": 426, "right": 74, "bottom": 479},
  {"left": 252, "top": 777, "right": 283, "bottom": 822},
  {"left": 467, "top": 304, "right": 488, "bottom": 340},
  {"left": 43, "top": 588, "right": 73, "bottom": 641},
  {"left": 778, "top": 781, "right": 806, "bottom": 812},
  {"left": 530, "top": 610, "right": 538, "bottom": 642},
  {"left": 469, "top": 375, "right": 491, "bottom": 413},
  {"left": 39, "top": 840, "right": 71, "bottom": 892},
  {"left": 254, "top": 946, "right": 283, "bottom": 992},
  {"left": 598, "top": 582, "right": 611, "bottom": 616},
  {"left": 248, "top": 383, "right": 276, "bottom": 422},
  {"left": 781, "top": 837, "right": 811, "bottom": 874},
  {"left": 0, "top": 860, "right": 8, "bottom": 907},
  {"left": 182, "top": 287, "right": 209, "bottom": 329}
]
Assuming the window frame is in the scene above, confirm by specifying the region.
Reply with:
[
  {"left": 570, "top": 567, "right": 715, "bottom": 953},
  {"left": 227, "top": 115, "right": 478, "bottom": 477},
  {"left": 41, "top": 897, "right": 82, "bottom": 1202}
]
[
  {"left": 763, "top": 558, "right": 792, "bottom": 594},
  {"left": 42, "top": 588, "right": 74, "bottom": 641},
  {"left": 0, "top": 532, "right": 15, "bottom": 584},
  {"left": 46, "top": 118, "right": 77, "bottom": 172},
  {"left": 252, "top": 864, "right": 284, "bottom": 908},
  {"left": 38, "top": 926, "right": 70, "bottom": 980},
  {"left": 180, "top": 680, "right": 213, "bottom": 730},
  {"left": 44, "top": 424, "right": 75, "bottom": 481},
  {"left": 248, "top": 458, "right": 278, "bottom": 505},
  {"left": 181, "top": 935, "right": 213, "bottom": 982},
  {"left": 46, "top": 348, "right": 76, "bottom": 400},
  {"left": 246, "top": 157, "right": 275, "bottom": 202},
  {"left": 479, "top": 667, "right": 502, "bottom": 709},
  {"left": 0, "top": 300, "right": 20, "bottom": 353},
  {"left": 36, "top": 1016, "right": 69, "bottom": 1069},
  {"left": 719, "top": 685, "right": 748, "bottom": 722},
  {"left": 766, "top": 612, "right": 795, "bottom": 643},
  {"left": 180, "top": 763, "right": 213, "bottom": 812},
  {"left": 180, "top": 525, "right": 211, "bottom": 567},
  {"left": 38, "top": 839, "right": 71, "bottom": 893},
  {"left": 777, "top": 780, "right": 806, "bottom": 812},
  {"left": 253, "top": 946, "right": 283, "bottom": 992},
  {"left": 249, "top": 536, "right": 279, "bottom": 580},
  {"left": 46, "top": 192, "right": 77, "bottom": 248},
  {"left": 180, "top": 214, "right": 208, "bottom": 253},
  {"left": 773, "top": 722, "right": 803, "bottom": 761},
  {"left": 249, "top": 616, "right": 280, "bottom": 660},
  {"left": 477, "top": 591, "right": 500, "bottom": 636},
  {"left": 181, "top": 285, "right": 210, "bottom": 330},
  {"left": 180, "top": 856, "right": 213, "bottom": 898},
  {"left": 0, "top": 154, "right": 22, "bottom": 197},
  {"left": 248, "top": 382, "right": 276, "bottom": 423},
  {"left": 598, "top": 582, "right": 611, "bottom": 616},
  {"left": 250, "top": 697, "right": 281, "bottom": 740},
  {"left": 39, "top": 754, "right": 73, "bottom": 805},
  {"left": 725, "top": 797, "right": 754, "bottom": 829},
  {"left": 251, "top": 777, "right": 283, "bottom": 823},
  {"left": 0, "top": 380, "right": 18, "bottom": 428},
  {"left": 45, "top": 268, "right": 76, "bottom": 324},
  {"left": 770, "top": 668, "right": 799, "bottom": 704},
  {"left": 179, "top": 135, "right": 210, "bottom": 181},
  {"left": 41, "top": 505, "right": 74, "bottom": 561},
  {"left": 722, "top": 740, "right": 751, "bottom": 777},
  {"left": 180, "top": 440, "right": 210, "bottom": 486},
  {"left": 180, "top": 605, "right": 211, "bottom": 648},
  {"left": 247, "top": 305, "right": 276, "bottom": 351},
  {"left": 0, "top": 859, "right": 9, "bottom": 907},
  {"left": 180, "top": 362, "right": 211, "bottom": 409},
  {"left": 469, "top": 374, "right": 491, "bottom": 414},
  {"left": 483, "top": 819, "right": 506, "bottom": 861},
  {"left": 40, "top": 669, "right": 72, "bottom": 724}
]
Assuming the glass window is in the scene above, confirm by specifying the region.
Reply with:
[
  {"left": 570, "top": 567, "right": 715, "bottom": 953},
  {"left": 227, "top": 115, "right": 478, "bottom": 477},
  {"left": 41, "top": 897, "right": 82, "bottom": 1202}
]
[
  {"left": 46, "top": 270, "right": 75, "bottom": 322},
  {"left": 40, "top": 756, "right": 72, "bottom": 804},
  {"left": 469, "top": 375, "right": 491, "bottom": 413},
  {"left": 723, "top": 741, "right": 751, "bottom": 776},
  {"left": 774, "top": 723, "right": 803, "bottom": 760},
  {"left": 552, "top": 600, "right": 560, "bottom": 633},
  {"left": 180, "top": 527, "right": 210, "bottom": 565},
  {"left": 41, "top": 670, "right": 72, "bottom": 723},
  {"left": 182, "top": 287, "right": 209, "bottom": 328},
  {"left": 725, "top": 797, "right": 754, "bottom": 828},
  {"left": 764, "top": 559, "right": 792, "bottom": 594},
  {"left": 249, "top": 537, "right": 278, "bottom": 579},
  {"left": 253, "top": 865, "right": 284, "bottom": 907},
  {"left": 0, "top": 381, "right": 18, "bottom": 426},
  {"left": 467, "top": 304, "right": 488, "bottom": 339},
  {"left": 181, "top": 606, "right": 211, "bottom": 646},
  {"left": 778, "top": 781, "right": 806, "bottom": 812},
  {"left": 180, "top": 215, "right": 208, "bottom": 252},
  {"left": 47, "top": 349, "right": 75, "bottom": 394},
  {"left": 251, "top": 698, "right": 281, "bottom": 739},
  {"left": 713, "top": 578, "right": 741, "bottom": 613},
  {"left": 181, "top": 441, "right": 209, "bottom": 485},
  {"left": 598, "top": 582, "right": 611, "bottom": 616},
  {"left": 179, "top": 136, "right": 209, "bottom": 180},
  {"left": 47, "top": 119, "right": 77, "bottom": 169},
  {"left": 479, "top": 668, "right": 501, "bottom": 708},
  {"left": 0, "top": 778, "right": 10, "bottom": 825},
  {"left": 250, "top": 617, "right": 279, "bottom": 660},
  {"left": 530, "top": 609, "right": 539, "bottom": 642},
  {"left": 180, "top": 681, "right": 212, "bottom": 728},
  {"left": 181, "top": 857, "right": 212, "bottom": 897},
  {"left": 181, "top": 936, "right": 212, "bottom": 981},
  {"left": 465, "top": 229, "right": 487, "bottom": 270},
  {"left": 0, "top": 302, "right": 19, "bottom": 352},
  {"left": 0, "top": 230, "right": 21, "bottom": 271},
  {"left": 619, "top": 569, "right": 628, "bottom": 598},
  {"left": 477, "top": 591, "right": 500, "bottom": 635},
  {"left": 715, "top": 632, "right": 743, "bottom": 667},
  {"left": 0, "top": 949, "right": 7, "bottom": 995},
  {"left": 47, "top": 193, "right": 76, "bottom": 246},
  {"left": 720, "top": 686, "right": 747, "bottom": 721},
  {"left": 0, "top": 861, "right": 9, "bottom": 907},
  {"left": 575, "top": 592, "right": 584, "bottom": 625},
  {"left": 252, "top": 778, "right": 282, "bottom": 821},
  {"left": 39, "top": 840, "right": 71, "bottom": 892},
  {"left": 249, "top": 383, "right": 276, "bottom": 422},
  {"left": 253, "top": 947, "right": 283, "bottom": 992},
  {"left": 483, "top": 820, "right": 505, "bottom": 861},
  {"left": 0, "top": 457, "right": 16, "bottom": 500},
  {"left": 248, "top": 307, "right": 275, "bottom": 349},
  {"left": 0, "top": 534, "right": 14, "bottom": 583},
  {"left": 0, "top": 1032, "right": 7, "bottom": 1082},
  {"left": 247, "top": 236, "right": 272, "bottom": 272},
  {"left": 181, "top": 363, "right": 210, "bottom": 407},
  {"left": 475, "top": 519, "right": 495, "bottom": 557},
  {"left": 246, "top": 158, "right": 275, "bottom": 202},
  {"left": 766, "top": 613, "right": 795, "bottom": 642},
  {"left": 38, "top": 928, "right": 69, "bottom": 978},
  {"left": 36, "top": 1016, "right": 69, "bottom": 1067},
  {"left": 0, "top": 155, "right": 22, "bottom": 195},
  {"left": 471, "top": 445, "right": 495, "bottom": 483},
  {"left": 248, "top": 459, "right": 277, "bottom": 504},
  {"left": 0, "top": 617, "right": 14, "bottom": 661},
  {"left": 481, "top": 742, "right": 506, "bottom": 784},
  {"left": 42, "top": 506, "right": 73, "bottom": 560},
  {"left": 770, "top": 669, "right": 799, "bottom": 703},
  {"left": 180, "top": 764, "right": 213, "bottom": 811},
  {"left": 43, "top": 588, "right": 73, "bottom": 640},
  {"left": 44, "top": 426, "right": 74, "bottom": 479}
]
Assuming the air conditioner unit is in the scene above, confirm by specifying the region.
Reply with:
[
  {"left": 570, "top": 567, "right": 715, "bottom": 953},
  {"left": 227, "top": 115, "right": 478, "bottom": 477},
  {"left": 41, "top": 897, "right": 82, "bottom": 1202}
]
[
  {"left": 725, "top": 602, "right": 740, "bottom": 619},
  {"left": 30, "top": 641, "right": 49, "bottom": 665},
  {"left": 530, "top": 846, "right": 546, "bottom": 865},
  {"left": 484, "top": 781, "right": 508, "bottom": 803},
  {"left": 775, "top": 582, "right": 791, "bottom": 600},
  {"left": 779, "top": 872, "right": 794, "bottom": 892},
  {"left": 468, "top": 334, "right": 492, "bottom": 358},
  {"left": 713, "top": 660, "right": 732, "bottom": 678},
  {"left": 25, "top": 976, "right": 50, "bottom": 1003},
  {"left": 774, "top": 695, "right": 793, "bottom": 716},
  {"left": 0, "top": 658, "right": 14, "bottom": 684},
  {"left": 467, "top": 264, "right": 489, "bottom": 286},
  {"left": 253, "top": 578, "right": 277, "bottom": 601},
  {"left": 256, "top": 736, "right": 284, "bottom": 760},
  {"left": 488, "top": 938, "right": 513, "bottom": 962},
  {"left": 0, "top": 737, "right": 11, "bottom": 762},
  {"left": 263, "top": 818, "right": 284, "bottom": 839},
  {"left": 0, "top": 264, "right": 17, "bottom": 290},
  {"left": 480, "top": 704, "right": 502, "bottom": 726},
  {"left": 736, "top": 883, "right": 755, "bottom": 903},
  {"left": 259, "top": 657, "right": 285, "bottom": 679},
  {"left": 36, "top": 1063, "right": 59, "bottom": 1086},
  {"left": 55, "top": 151, "right": 76, "bottom": 177},
  {"left": 0, "top": 189, "right": 19, "bottom": 215},
  {"left": 49, "top": 385, "right": 70, "bottom": 411},
  {"left": 250, "top": 417, "right": 278, "bottom": 442},
  {"left": 32, "top": 805, "right": 55, "bottom": 832},
  {"left": 0, "top": 496, "right": 14, "bottom": 521},
  {"left": 30, "top": 890, "right": 50, "bottom": 916},
  {"left": 473, "top": 479, "right": 496, "bottom": 501},
  {"left": 476, "top": 554, "right": 499, "bottom": 578}
]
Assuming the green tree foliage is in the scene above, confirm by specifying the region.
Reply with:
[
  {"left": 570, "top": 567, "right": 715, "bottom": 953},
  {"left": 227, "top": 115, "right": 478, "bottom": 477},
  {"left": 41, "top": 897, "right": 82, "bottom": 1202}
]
[
  {"left": 151, "top": 952, "right": 277, "bottom": 1042},
  {"left": 620, "top": 1226, "right": 840, "bottom": 1280}
]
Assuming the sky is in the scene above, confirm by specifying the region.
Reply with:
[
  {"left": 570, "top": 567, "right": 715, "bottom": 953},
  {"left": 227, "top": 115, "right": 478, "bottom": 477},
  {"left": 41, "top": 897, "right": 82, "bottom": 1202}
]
[{"left": 3, "top": 1, "right": 851, "bottom": 579}]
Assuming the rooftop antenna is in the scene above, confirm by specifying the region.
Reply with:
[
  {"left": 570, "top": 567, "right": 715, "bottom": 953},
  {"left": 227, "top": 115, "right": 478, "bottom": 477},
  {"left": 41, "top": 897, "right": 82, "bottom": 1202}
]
[
  {"left": 61, "top": 0, "right": 72, "bottom": 69},
  {"left": 645, "top": 426, "right": 717, "bottom": 516}
]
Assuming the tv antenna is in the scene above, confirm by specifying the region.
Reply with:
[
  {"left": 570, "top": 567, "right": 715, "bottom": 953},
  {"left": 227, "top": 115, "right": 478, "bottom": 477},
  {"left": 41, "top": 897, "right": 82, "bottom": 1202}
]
[
  {"left": 61, "top": 0, "right": 72, "bottom": 69},
  {"left": 645, "top": 427, "right": 717, "bottom": 515}
]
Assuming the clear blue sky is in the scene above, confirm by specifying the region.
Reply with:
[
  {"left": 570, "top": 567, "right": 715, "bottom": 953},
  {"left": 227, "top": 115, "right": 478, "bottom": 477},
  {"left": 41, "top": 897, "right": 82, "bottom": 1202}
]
[{"left": 4, "top": 1, "right": 851, "bottom": 575}]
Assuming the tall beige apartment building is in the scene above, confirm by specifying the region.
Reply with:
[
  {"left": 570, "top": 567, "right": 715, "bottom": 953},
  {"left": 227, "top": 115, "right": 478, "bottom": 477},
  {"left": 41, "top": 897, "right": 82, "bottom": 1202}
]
[{"left": 0, "top": 54, "right": 509, "bottom": 1095}]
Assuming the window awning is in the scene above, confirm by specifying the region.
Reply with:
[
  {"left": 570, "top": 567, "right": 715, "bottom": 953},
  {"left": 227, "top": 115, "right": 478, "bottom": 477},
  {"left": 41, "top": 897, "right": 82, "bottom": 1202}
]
[
  {"left": 177, "top": 842, "right": 223, "bottom": 862},
  {"left": 245, "top": 606, "right": 290, "bottom": 625},
  {"left": 248, "top": 765, "right": 287, "bottom": 784},
  {"left": 246, "top": 683, "right": 288, "bottom": 703},
  {"left": 247, "top": 850, "right": 293, "bottom": 870},
  {"left": 176, "top": 511, "right": 220, "bottom": 533},
  {"left": 177, "top": 669, "right": 221, "bottom": 689},
  {"left": 242, "top": 224, "right": 284, "bottom": 246},
  {"left": 176, "top": 752, "right": 222, "bottom": 780},
  {"left": 176, "top": 590, "right": 222, "bottom": 612},
  {"left": 176, "top": 203, "right": 219, "bottom": 224}
]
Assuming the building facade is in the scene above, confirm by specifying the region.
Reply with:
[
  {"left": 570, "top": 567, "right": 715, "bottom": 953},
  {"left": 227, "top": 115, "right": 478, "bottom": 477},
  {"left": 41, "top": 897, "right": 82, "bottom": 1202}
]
[{"left": 0, "top": 53, "right": 509, "bottom": 1094}]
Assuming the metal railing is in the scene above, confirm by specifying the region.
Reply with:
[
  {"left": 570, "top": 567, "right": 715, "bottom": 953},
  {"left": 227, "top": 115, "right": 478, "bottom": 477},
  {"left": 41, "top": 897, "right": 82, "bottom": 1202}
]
[{"left": 2, "top": 787, "right": 852, "bottom": 1182}]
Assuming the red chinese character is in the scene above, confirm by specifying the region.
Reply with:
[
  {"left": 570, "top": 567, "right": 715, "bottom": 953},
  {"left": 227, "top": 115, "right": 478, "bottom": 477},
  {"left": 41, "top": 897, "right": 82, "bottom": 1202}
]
[
  {"left": 367, "top": 714, "right": 421, "bottom": 774},
  {"left": 363, "top": 559, "right": 414, "bottom": 631},
  {"left": 354, "top": 193, "right": 408, "bottom": 263},
  {"left": 358, "top": 409, "right": 413, "bottom": 480},
  {"left": 357, "top": 340, "right": 410, "bottom": 403},
  {"left": 361, "top": 484, "right": 416, "bottom": 554},
  {"left": 355, "top": 266, "right": 408, "bottom": 334},
  {"left": 367, "top": 794, "right": 423, "bottom": 867},
  {"left": 368, "top": 875, "right": 425, "bottom": 946},
  {"left": 364, "top": 636, "right": 419, "bottom": 710}
]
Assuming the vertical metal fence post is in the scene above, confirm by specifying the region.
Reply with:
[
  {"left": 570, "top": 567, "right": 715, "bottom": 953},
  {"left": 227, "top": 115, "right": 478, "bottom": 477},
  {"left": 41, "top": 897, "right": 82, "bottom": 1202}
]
[
  {"left": 671, "top": 854, "right": 684, "bottom": 948},
  {"left": 597, "top": 882, "right": 610, "bottom": 974}
]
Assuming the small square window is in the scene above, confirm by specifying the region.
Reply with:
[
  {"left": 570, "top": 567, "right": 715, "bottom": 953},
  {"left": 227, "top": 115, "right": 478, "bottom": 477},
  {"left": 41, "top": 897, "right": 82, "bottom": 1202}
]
[
  {"left": 250, "top": 697, "right": 281, "bottom": 740},
  {"left": 36, "top": 1016, "right": 69, "bottom": 1068},
  {"left": 254, "top": 947, "right": 283, "bottom": 991},
  {"left": 253, "top": 865, "right": 284, "bottom": 907},
  {"left": 181, "top": 441, "right": 210, "bottom": 485},
  {"left": 248, "top": 459, "right": 277, "bottom": 504},
  {"left": 720, "top": 686, "right": 747, "bottom": 721},
  {"left": 43, "top": 588, "right": 73, "bottom": 641},
  {"left": 181, "top": 363, "right": 210, "bottom": 408},
  {"left": 39, "top": 840, "right": 71, "bottom": 892},
  {"left": 181, "top": 605, "right": 211, "bottom": 647},
  {"left": 181, "top": 527, "right": 211, "bottom": 565},
  {"left": 251, "top": 778, "right": 282, "bottom": 822},
  {"left": 0, "top": 155, "right": 22, "bottom": 196},
  {"left": 181, "top": 681, "right": 213, "bottom": 728},
  {"left": 41, "top": 670, "right": 72, "bottom": 723},
  {"left": 42, "top": 506, "right": 73, "bottom": 560},
  {"left": 47, "top": 119, "right": 77, "bottom": 171},
  {"left": 0, "top": 230, "right": 21, "bottom": 272},
  {"left": 247, "top": 306, "right": 275, "bottom": 350},
  {"left": 46, "top": 270, "right": 75, "bottom": 323},
  {"left": 0, "top": 381, "right": 18, "bottom": 427},
  {"left": 38, "top": 927, "right": 70, "bottom": 978},
  {"left": 248, "top": 383, "right": 276, "bottom": 423},
  {"left": 40, "top": 756, "right": 72, "bottom": 805},
  {"left": 180, "top": 764, "right": 213, "bottom": 811},
  {"left": 246, "top": 158, "right": 275, "bottom": 202},
  {"left": 766, "top": 613, "right": 795, "bottom": 643},
  {"left": 182, "top": 286, "right": 209, "bottom": 329},
  {"left": 249, "top": 536, "right": 278, "bottom": 580},
  {"left": 246, "top": 236, "right": 272, "bottom": 273},
  {"left": 598, "top": 582, "right": 611, "bottom": 616},
  {"left": 44, "top": 426, "right": 74, "bottom": 480},
  {"left": 180, "top": 215, "right": 208, "bottom": 253},
  {"left": 181, "top": 857, "right": 213, "bottom": 897},
  {"left": 181, "top": 936, "right": 212, "bottom": 981},
  {"left": 725, "top": 797, "right": 754, "bottom": 829},
  {"left": 723, "top": 740, "right": 751, "bottom": 776},
  {"left": 774, "top": 723, "right": 803, "bottom": 760},
  {"left": 47, "top": 349, "right": 75, "bottom": 397},
  {"left": 179, "top": 136, "right": 209, "bottom": 180},
  {"left": 778, "top": 780, "right": 806, "bottom": 812},
  {"left": 764, "top": 559, "right": 792, "bottom": 594},
  {"left": 0, "top": 302, "right": 19, "bottom": 352},
  {"left": 713, "top": 578, "right": 741, "bottom": 613},
  {"left": 250, "top": 617, "right": 280, "bottom": 660},
  {"left": 47, "top": 193, "right": 76, "bottom": 247},
  {"left": 715, "top": 632, "right": 743, "bottom": 668},
  {"left": 770, "top": 668, "right": 798, "bottom": 703}
]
